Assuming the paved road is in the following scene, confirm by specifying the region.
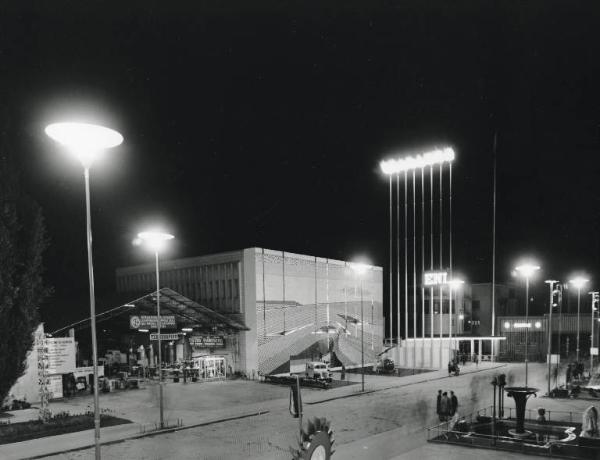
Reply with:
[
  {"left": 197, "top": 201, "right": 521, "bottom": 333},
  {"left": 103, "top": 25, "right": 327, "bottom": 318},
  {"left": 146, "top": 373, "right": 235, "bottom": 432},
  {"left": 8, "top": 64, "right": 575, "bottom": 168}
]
[{"left": 39, "top": 363, "right": 591, "bottom": 459}]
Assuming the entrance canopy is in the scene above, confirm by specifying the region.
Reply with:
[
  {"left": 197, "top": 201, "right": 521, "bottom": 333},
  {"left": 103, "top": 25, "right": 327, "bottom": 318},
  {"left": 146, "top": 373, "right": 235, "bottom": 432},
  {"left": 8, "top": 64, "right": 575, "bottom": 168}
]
[{"left": 52, "top": 288, "right": 249, "bottom": 336}]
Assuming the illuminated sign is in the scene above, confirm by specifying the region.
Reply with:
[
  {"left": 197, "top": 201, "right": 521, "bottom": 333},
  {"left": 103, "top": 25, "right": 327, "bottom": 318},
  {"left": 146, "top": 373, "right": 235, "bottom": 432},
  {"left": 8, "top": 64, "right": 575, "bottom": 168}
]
[
  {"left": 513, "top": 323, "right": 531, "bottom": 328},
  {"left": 424, "top": 271, "right": 448, "bottom": 286},
  {"left": 189, "top": 336, "right": 225, "bottom": 348},
  {"left": 150, "top": 333, "right": 180, "bottom": 341},
  {"left": 130, "top": 315, "right": 176, "bottom": 329}
]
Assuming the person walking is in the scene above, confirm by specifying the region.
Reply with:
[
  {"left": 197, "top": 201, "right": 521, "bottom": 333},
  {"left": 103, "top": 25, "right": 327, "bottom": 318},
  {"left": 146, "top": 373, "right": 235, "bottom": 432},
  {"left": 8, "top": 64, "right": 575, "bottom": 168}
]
[
  {"left": 440, "top": 392, "right": 450, "bottom": 421},
  {"left": 450, "top": 390, "right": 458, "bottom": 416},
  {"left": 436, "top": 390, "right": 442, "bottom": 420}
]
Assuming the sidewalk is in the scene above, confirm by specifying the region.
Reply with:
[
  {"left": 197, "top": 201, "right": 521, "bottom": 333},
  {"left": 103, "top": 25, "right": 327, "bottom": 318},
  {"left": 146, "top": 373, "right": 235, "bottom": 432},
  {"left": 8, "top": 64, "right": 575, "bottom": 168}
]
[{"left": 0, "top": 362, "right": 504, "bottom": 460}]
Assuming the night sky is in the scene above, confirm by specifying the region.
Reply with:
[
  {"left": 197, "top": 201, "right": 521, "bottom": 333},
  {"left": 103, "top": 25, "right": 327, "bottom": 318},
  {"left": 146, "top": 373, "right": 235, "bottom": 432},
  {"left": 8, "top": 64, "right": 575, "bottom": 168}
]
[{"left": 2, "top": 1, "right": 599, "bottom": 330}]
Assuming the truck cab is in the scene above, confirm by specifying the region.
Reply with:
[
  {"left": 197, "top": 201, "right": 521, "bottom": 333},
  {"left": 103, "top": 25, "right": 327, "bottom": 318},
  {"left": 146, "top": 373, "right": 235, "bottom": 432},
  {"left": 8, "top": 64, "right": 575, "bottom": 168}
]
[{"left": 305, "top": 362, "right": 332, "bottom": 381}]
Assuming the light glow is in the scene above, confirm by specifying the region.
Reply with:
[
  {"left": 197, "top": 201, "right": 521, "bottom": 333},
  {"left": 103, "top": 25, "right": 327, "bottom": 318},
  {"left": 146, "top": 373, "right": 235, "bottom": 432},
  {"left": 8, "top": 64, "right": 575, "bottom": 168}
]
[
  {"left": 535, "top": 321, "right": 542, "bottom": 328},
  {"left": 182, "top": 327, "right": 193, "bottom": 332},
  {"left": 569, "top": 276, "right": 589, "bottom": 290},
  {"left": 380, "top": 147, "right": 455, "bottom": 175},
  {"left": 448, "top": 278, "right": 465, "bottom": 290},
  {"left": 504, "top": 322, "right": 510, "bottom": 329},
  {"left": 515, "top": 263, "right": 540, "bottom": 279},
  {"left": 350, "top": 262, "right": 371, "bottom": 275},
  {"left": 137, "top": 231, "right": 175, "bottom": 252},
  {"left": 514, "top": 322, "right": 531, "bottom": 328},
  {"left": 138, "top": 328, "right": 149, "bottom": 333},
  {"left": 45, "top": 122, "right": 123, "bottom": 168}
]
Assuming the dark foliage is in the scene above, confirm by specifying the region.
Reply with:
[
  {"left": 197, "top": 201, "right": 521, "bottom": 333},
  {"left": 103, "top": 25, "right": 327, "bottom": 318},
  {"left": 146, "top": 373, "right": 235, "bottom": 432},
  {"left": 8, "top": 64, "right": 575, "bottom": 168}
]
[{"left": 0, "top": 121, "right": 51, "bottom": 406}]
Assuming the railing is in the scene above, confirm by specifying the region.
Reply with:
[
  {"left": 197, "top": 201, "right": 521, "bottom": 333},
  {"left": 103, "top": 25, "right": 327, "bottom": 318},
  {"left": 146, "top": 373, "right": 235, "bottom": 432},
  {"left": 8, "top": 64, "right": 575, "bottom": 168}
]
[
  {"left": 138, "top": 418, "right": 183, "bottom": 434},
  {"left": 426, "top": 406, "right": 595, "bottom": 459},
  {"left": 474, "top": 405, "right": 577, "bottom": 424}
]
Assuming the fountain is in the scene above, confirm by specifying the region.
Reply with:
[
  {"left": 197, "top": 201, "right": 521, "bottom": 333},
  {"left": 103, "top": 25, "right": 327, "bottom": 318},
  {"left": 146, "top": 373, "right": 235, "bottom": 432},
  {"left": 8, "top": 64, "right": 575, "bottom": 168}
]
[{"left": 504, "top": 386, "right": 538, "bottom": 438}]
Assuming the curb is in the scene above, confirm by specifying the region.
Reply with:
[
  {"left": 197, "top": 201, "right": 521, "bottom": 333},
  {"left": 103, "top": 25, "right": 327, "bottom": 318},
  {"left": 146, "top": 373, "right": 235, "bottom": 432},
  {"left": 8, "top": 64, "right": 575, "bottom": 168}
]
[{"left": 24, "top": 410, "right": 270, "bottom": 460}]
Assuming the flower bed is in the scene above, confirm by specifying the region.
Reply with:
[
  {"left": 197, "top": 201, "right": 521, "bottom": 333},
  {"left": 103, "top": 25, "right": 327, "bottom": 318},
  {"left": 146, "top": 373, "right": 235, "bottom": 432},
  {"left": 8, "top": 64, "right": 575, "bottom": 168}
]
[{"left": 0, "top": 411, "right": 131, "bottom": 445}]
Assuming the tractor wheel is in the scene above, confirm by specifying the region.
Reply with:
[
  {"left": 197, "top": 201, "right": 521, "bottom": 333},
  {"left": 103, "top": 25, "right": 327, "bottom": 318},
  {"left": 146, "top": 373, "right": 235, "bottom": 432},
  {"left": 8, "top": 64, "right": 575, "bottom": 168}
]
[{"left": 290, "top": 417, "right": 335, "bottom": 460}]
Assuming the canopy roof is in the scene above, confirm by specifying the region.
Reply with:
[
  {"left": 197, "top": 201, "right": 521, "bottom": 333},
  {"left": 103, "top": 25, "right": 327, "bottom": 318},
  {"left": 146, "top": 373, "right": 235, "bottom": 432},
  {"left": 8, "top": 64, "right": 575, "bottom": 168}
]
[{"left": 51, "top": 288, "right": 248, "bottom": 335}]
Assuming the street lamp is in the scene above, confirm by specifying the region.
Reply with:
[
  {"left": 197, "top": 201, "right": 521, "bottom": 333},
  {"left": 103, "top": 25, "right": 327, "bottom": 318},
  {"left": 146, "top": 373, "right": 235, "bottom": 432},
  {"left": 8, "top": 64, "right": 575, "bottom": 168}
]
[
  {"left": 515, "top": 263, "right": 540, "bottom": 388},
  {"left": 45, "top": 121, "right": 123, "bottom": 460},
  {"left": 350, "top": 261, "right": 371, "bottom": 393},
  {"left": 448, "top": 278, "right": 464, "bottom": 362},
  {"left": 569, "top": 276, "right": 589, "bottom": 364},
  {"left": 545, "top": 280, "right": 558, "bottom": 395},
  {"left": 137, "top": 230, "right": 174, "bottom": 429}
]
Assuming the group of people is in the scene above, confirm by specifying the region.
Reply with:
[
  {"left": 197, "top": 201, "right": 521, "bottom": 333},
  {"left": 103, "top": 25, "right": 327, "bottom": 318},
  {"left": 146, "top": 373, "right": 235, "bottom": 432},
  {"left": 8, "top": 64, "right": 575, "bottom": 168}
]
[
  {"left": 436, "top": 389, "right": 459, "bottom": 421},
  {"left": 566, "top": 361, "right": 586, "bottom": 383}
]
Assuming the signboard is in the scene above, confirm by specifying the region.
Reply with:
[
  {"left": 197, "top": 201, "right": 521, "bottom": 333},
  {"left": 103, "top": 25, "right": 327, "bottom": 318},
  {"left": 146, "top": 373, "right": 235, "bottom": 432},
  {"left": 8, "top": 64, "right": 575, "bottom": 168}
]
[
  {"left": 47, "top": 375, "right": 63, "bottom": 400},
  {"left": 592, "top": 347, "right": 599, "bottom": 356},
  {"left": 514, "top": 323, "right": 531, "bottom": 328},
  {"left": 189, "top": 336, "right": 225, "bottom": 348},
  {"left": 150, "top": 333, "right": 180, "bottom": 341},
  {"left": 424, "top": 271, "right": 448, "bottom": 286},
  {"left": 46, "top": 338, "right": 76, "bottom": 374},
  {"left": 129, "top": 315, "right": 176, "bottom": 329}
]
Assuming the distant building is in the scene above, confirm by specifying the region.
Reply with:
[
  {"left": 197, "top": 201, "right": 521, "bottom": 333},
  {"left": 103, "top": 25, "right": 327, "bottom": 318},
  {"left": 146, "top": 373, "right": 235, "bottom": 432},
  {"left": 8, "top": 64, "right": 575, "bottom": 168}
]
[
  {"left": 470, "top": 283, "right": 521, "bottom": 337},
  {"left": 497, "top": 314, "right": 592, "bottom": 362}
]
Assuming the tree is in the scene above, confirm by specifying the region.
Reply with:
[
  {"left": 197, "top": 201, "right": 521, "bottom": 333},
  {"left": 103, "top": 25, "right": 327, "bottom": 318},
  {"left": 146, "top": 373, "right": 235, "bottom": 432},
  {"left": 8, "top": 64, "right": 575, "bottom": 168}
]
[{"left": 0, "top": 125, "right": 51, "bottom": 406}]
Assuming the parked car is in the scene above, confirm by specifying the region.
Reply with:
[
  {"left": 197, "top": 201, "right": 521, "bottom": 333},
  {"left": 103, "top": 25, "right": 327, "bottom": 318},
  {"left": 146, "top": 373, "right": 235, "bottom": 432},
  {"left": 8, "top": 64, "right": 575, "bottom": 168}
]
[{"left": 305, "top": 362, "right": 332, "bottom": 382}]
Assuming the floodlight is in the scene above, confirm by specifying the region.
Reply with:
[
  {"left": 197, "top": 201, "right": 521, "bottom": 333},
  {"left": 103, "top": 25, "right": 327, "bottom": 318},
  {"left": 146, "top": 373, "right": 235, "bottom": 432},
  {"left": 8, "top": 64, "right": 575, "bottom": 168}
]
[
  {"left": 350, "top": 262, "right": 370, "bottom": 275},
  {"left": 569, "top": 277, "right": 589, "bottom": 289},
  {"left": 380, "top": 147, "right": 455, "bottom": 175},
  {"left": 515, "top": 264, "right": 540, "bottom": 278},
  {"left": 137, "top": 231, "right": 175, "bottom": 252}
]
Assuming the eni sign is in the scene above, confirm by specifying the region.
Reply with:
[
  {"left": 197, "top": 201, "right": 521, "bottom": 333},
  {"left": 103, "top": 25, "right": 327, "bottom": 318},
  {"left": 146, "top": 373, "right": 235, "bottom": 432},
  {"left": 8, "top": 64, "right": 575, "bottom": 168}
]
[{"left": 424, "top": 271, "right": 448, "bottom": 286}]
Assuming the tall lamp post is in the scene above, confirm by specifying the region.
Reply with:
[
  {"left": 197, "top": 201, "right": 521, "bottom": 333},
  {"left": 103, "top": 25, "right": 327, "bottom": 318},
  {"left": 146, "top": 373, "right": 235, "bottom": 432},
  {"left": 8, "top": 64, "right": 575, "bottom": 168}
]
[
  {"left": 569, "top": 277, "right": 588, "bottom": 364},
  {"left": 45, "top": 122, "right": 123, "bottom": 460},
  {"left": 589, "top": 291, "right": 599, "bottom": 375},
  {"left": 351, "top": 262, "right": 371, "bottom": 392},
  {"left": 137, "top": 231, "right": 175, "bottom": 429},
  {"left": 545, "top": 279, "right": 558, "bottom": 396},
  {"left": 515, "top": 263, "right": 540, "bottom": 388},
  {"left": 448, "top": 279, "right": 464, "bottom": 361}
]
